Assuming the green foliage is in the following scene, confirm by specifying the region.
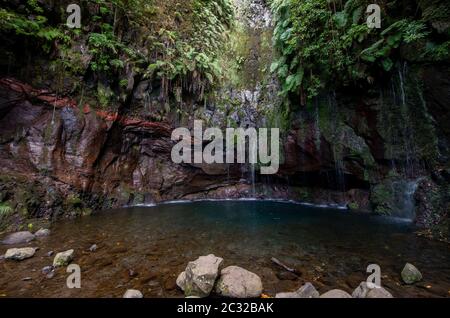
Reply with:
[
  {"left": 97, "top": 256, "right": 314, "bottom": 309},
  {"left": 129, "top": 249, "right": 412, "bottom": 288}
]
[
  {"left": 0, "top": 202, "right": 13, "bottom": 216},
  {"left": 0, "top": 2, "right": 69, "bottom": 52},
  {"left": 143, "top": 0, "right": 234, "bottom": 100},
  {"left": 270, "top": 0, "right": 450, "bottom": 105}
]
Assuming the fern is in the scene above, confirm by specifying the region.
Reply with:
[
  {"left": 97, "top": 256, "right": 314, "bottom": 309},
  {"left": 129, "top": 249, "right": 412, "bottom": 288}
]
[{"left": 0, "top": 202, "right": 13, "bottom": 217}]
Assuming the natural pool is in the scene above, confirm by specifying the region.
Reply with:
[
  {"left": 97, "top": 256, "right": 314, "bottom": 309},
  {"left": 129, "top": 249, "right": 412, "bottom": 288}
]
[{"left": 0, "top": 200, "right": 449, "bottom": 298}]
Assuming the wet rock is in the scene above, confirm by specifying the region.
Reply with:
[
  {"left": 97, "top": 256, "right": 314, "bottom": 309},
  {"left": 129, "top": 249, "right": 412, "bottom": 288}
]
[
  {"left": 5, "top": 247, "right": 36, "bottom": 261},
  {"left": 296, "top": 282, "right": 320, "bottom": 298},
  {"left": 352, "top": 282, "right": 393, "bottom": 298},
  {"left": 176, "top": 254, "right": 223, "bottom": 297},
  {"left": 275, "top": 282, "right": 319, "bottom": 298},
  {"left": 42, "top": 266, "right": 53, "bottom": 274},
  {"left": 275, "top": 291, "right": 300, "bottom": 298},
  {"left": 320, "top": 289, "right": 352, "bottom": 298},
  {"left": 35, "top": 228, "right": 50, "bottom": 237},
  {"left": 89, "top": 244, "right": 97, "bottom": 252},
  {"left": 53, "top": 249, "right": 74, "bottom": 267},
  {"left": 401, "top": 263, "right": 422, "bottom": 284},
  {"left": 215, "top": 266, "right": 263, "bottom": 298},
  {"left": 2, "top": 231, "right": 35, "bottom": 245},
  {"left": 123, "top": 289, "right": 143, "bottom": 298}
]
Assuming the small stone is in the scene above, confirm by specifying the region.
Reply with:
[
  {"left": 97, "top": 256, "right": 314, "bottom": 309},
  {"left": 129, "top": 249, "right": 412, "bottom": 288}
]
[
  {"left": 89, "top": 244, "right": 97, "bottom": 252},
  {"left": 42, "top": 266, "right": 54, "bottom": 275},
  {"left": 401, "top": 263, "right": 422, "bottom": 284},
  {"left": 53, "top": 249, "right": 74, "bottom": 267},
  {"left": 46, "top": 271, "right": 55, "bottom": 279},
  {"left": 47, "top": 251, "right": 54, "bottom": 257},
  {"left": 35, "top": 228, "right": 50, "bottom": 237},
  {"left": 2, "top": 231, "right": 35, "bottom": 245},
  {"left": 320, "top": 289, "right": 352, "bottom": 298},
  {"left": 275, "top": 282, "right": 319, "bottom": 298},
  {"left": 123, "top": 289, "right": 143, "bottom": 298},
  {"left": 22, "top": 277, "right": 32, "bottom": 281},
  {"left": 215, "top": 266, "right": 263, "bottom": 298},
  {"left": 297, "top": 282, "right": 320, "bottom": 298},
  {"left": 4, "top": 247, "right": 36, "bottom": 261}
]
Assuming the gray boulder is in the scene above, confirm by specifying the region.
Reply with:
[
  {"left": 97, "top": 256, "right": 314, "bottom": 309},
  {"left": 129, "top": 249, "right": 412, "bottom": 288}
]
[
  {"left": 2, "top": 231, "right": 35, "bottom": 245},
  {"left": 320, "top": 289, "right": 352, "bottom": 298},
  {"left": 53, "top": 249, "right": 74, "bottom": 267},
  {"left": 401, "top": 263, "right": 422, "bottom": 284},
  {"left": 352, "top": 282, "right": 393, "bottom": 298},
  {"left": 123, "top": 289, "right": 143, "bottom": 298},
  {"left": 176, "top": 254, "right": 223, "bottom": 297},
  {"left": 276, "top": 282, "right": 320, "bottom": 298},
  {"left": 5, "top": 247, "right": 36, "bottom": 261},
  {"left": 35, "top": 228, "right": 50, "bottom": 237},
  {"left": 215, "top": 266, "right": 263, "bottom": 298}
]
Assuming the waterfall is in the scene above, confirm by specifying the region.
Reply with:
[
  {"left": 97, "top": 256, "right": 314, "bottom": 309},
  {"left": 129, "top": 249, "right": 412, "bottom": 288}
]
[
  {"left": 397, "top": 62, "right": 417, "bottom": 178},
  {"left": 392, "top": 179, "right": 420, "bottom": 219}
]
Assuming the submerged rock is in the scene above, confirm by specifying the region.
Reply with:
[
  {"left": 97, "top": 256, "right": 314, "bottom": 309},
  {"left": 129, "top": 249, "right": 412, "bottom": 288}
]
[
  {"left": 53, "top": 249, "right": 74, "bottom": 267},
  {"left": 2, "top": 231, "right": 35, "bottom": 245},
  {"left": 320, "top": 289, "right": 352, "bottom": 298},
  {"left": 215, "top": 266, "right": 263, "bottom": 298},
  {"left": 35, "top": 228, "right": 50, "bottom": 237},
  {"left": 352, "top": 282, "right": 393, "bottom": 298},
  {"left": 5, "top": 247, "right": 36, "bottom": 261},
  {"left": 276, "top": 282, "right": 319, "bottom": 298},
  {"left": 42, "top": 266, "right": 54, "bottom": 278},
  {"left": 123, "top": 289, "right": 143, "bottom": 298},
  {"left": 401, "top": 263, "right": 422, "bottom": 284},
  {"left": 176, "top": 254, "right": 223, "bottom": 297}
]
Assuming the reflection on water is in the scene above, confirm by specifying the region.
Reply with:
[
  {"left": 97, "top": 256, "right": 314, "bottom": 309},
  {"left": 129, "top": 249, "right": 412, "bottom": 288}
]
[{"left": 0, "top": 200, "right": 449, "bottom": 298}]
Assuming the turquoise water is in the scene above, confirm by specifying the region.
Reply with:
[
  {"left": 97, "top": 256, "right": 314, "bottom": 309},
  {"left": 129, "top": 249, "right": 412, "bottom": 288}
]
[{"left": 1, "top": 200, "right": 449, "bottom": 297}]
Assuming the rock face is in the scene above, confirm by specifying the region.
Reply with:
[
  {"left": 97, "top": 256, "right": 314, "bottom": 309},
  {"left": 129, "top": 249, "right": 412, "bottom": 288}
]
[
  {"left": 53, "top": 249, "right": 74, "bottom": 267},
  {"left": 401, "top": 263, "right": 423, "bottom": 284},
  {"left": 320, "top": 289, "right": 352, "bottom": 298},
  {"left": 2, "top": 231, "right": 35, "bottom": 245},
  {"left": 176, "top": 254, "right": 224, "bottom": 297},
  {"left": 276, "top": 282, "right": 319, "bottom": 298},
  {"left": 4, "top": 247, "right": 36, "bottom": 261},
  {"left": 35, "top": 228, "right": 50, "bottom": 237},
  {"left": 123, "top": 289, "right": 143, "bottom": 298},
  {"left": 215, "top": 266, "right": 263, "bottom": 298},
  {"left": 352, "top": 282, "right": 393, "bottom": 298}
]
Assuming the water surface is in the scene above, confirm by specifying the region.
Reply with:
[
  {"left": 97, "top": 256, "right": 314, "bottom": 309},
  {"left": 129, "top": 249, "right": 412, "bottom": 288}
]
[{"left": 1, "top": 200, "right": 449, "bottom": 298}]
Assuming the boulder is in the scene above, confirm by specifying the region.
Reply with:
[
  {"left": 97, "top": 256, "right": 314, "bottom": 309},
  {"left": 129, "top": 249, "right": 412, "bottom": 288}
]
[
  {"left": 320, "top": 289, "right": 352, "bottom": 298},
  {"left": 401, "top": 263, "right": 422, "bottom": 284},
  {"left": 123, "top": 289, "right": 143, "bottom": 298},
  {"left": 176, "top": 254, "right": 223, "bottom": 297},
  {"left": 35, "top": 228, "right": 50, "bottom": 237},
  {"left": 275, "top": 282, "right": 320, "bottom": 298},
  {"left": 352, "top": 282, "right": 393, "bottom": 298},
  {"left": 2, "top": 231, "right": 35, "bottom": 245},
  {"left": 4, "top": 247, "right": 36, "bottom": 261},
  {"left": 53, "top": 249, "right": 74, "bottom": 267},
  {"left": 215, "top": 266, "right": 263, "bottom": 298}
]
